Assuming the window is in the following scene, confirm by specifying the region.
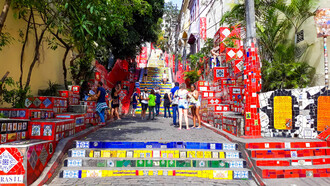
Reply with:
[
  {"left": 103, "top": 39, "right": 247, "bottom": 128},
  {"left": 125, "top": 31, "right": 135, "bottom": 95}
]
[{"left": 296, "top": 30, "right": 304, "bottom": 43}]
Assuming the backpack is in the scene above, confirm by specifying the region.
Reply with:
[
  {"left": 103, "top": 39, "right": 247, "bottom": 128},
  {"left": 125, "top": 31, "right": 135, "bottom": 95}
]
[{"left": 171, "top": 90, "right": 179, "bottom": 105}]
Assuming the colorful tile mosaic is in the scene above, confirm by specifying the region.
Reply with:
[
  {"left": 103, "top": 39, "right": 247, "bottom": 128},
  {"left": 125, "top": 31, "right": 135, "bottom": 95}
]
[
  {"left": 68, "top": 159, "right": 82, "bottom": 167},
  {"left": 71, "top": 150, "right": 86, "bottom": 157},
  {"left": 0, "top": 150, "right": 18, "bottom": 173},
  {"left": 63, "top": 170, "right": 79, "bottom": 178}
]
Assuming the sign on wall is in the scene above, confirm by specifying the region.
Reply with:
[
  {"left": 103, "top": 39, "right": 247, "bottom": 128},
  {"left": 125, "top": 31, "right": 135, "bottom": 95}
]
[
  {"left": 317, "top": 96, "right": 330, "bottom": 131},
  {"left": 274, "top": 96, "right": 292, "bottom": 130},
  {"left": 314, "top": 8, "right": 330, "bottom": 37},
  {"left": 200, "top": 17, "right": 207, "bottom": 40}
]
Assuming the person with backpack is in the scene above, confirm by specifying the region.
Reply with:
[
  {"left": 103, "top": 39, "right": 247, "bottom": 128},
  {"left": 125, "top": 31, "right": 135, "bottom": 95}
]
[
  {"left": 155, "top": 87, "right": 161, "bottom": 116},
  {"left": 148, "top": 89, "right": 156, "bottom": 120},
  {"left": 163, "top": 91, "right": 171, "bottom": 118},
  {"left": 140, "top": 87, "right": 149, "bottom": 120},
  {"left": 169, "top": 82, "right": 180, "bottom": 127},
  {"left": 131, "top": 88, "right": 139, "bottom": 117}
]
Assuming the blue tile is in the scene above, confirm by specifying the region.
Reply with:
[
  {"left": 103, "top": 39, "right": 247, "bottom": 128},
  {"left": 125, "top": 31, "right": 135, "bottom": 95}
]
[
  {"left": 200, "top": 143, "right": 208, "bottom": 149},
  {"left": 185, "top": 142, "right": 201, "bottom": 149},
  {"left": 167, "top": 142, "right": 176, "bottom": 148},
  {"left": 132, "top": 142, "right": 146, "bottom": 148},
  {"left": 176, "top": 142, "right": 184, "bottom": 148},
  {"left": 78, "top": 170, "right": 82, "bottom": 178},
  {"left": 90, "top": 141, "right": 103, "bottom": 148},
  {"left": 216, "top": 143, "right": 223, "bottom": 150}
]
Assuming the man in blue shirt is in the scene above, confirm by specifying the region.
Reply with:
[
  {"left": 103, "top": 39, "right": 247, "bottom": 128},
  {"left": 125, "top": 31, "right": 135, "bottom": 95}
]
[
  {"left": 170, "top": 82, "right": 179, "bottom": 127},
  {"left": 96, "top": 82, "right": 108, "bottom": 125},
  {"left": 155, "top": 87, "right": 161, "bottom": 116}
]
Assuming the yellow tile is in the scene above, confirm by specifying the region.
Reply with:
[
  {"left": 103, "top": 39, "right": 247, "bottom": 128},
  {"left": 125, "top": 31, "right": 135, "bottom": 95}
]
[
  {"left": 168, "top": 170, "right": 173, "bottom": 176},
  {"left": 103, "top": 150, "right": 110, "bottom": 158},
  {"left": 197, "top": 151, "right": 204, "bottom": 158},
  {"left": 219, "top": 152, "right": 225, "bottom": 159},
  {"left": 108, "top": 170, "right": 113, "bottom": 177},
  {"left": 102, "top": 170, "right": 107, "bottom": 177},
  {"left": 138, "top": 170, "right": 143, "bottom": 176},
  {"left": 148, "top": 170, "right": 153, "bottom": 176},
  {"left": 134, "top": 150, "right": 139, "bottom": 158},
  {"left": 209, "top": 170, "right": 214, "bottom": 179},
  {"left": 204, "top": 151, "right": 211, "bottom": 158},
  {"left": 228, "top": 170, "right": 233, "bottom": 180},
  {"left": 81, "top": 173, "right": 86, "bottom": 178},
  {"left": 101, "top": 150, "right": 104, "bottom": 157},
  {"left": 89, "top": 150, "right": 94, "bottom": 158},
  {"left": 202, "top": 170, "right": 208, "bottom": 178},
  {"left": 110, "top": 150, "right": 117, "bottom": 158},
  {"left": 188, "top": 151, "right": 196, "bottom": 158},
  {"left": 118, "top": 150, "right": 126, "bottom": 158},
  {"left": 197, "top": 170, "right": 202, "bottom": 178},
  {"left": 158, "top": 170, "right": 163, "bottom": 176}
]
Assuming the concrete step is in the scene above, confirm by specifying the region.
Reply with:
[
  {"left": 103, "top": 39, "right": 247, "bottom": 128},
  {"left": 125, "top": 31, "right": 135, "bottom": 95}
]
[
  {"left": 68, "top": 149, "right": 242, "bottom": 159},
  {"left": 256, "top": 164, "right": 330, "bottom": 179},
  {"left": 63, "top": 158, "right": 247, "bottom": 169},
  {"left": 249, "top": 147, "right": 329, "bottom": 159},
  {"left": 246, "top": 141, "right": 328, "bottom": 149},
  {"left": 60, "top": 168, "right": 251, "bottom": 180},
  {"left": 251, "top": 156, "right": 330, "bottom": 166}
]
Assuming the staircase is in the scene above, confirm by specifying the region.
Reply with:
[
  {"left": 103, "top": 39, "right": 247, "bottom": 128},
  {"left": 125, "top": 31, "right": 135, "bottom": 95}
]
[
  {"left": 245, "top": 141, "right": 330, "bottom": 180},
  {"left": 59, "top": 141, "right": 252, "bottom": 180},
  {"left": 135, "top": 67, "right": 173, "bottom": 115}
]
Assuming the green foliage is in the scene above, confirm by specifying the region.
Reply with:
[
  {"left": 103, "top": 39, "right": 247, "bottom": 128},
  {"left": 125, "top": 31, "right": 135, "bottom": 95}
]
[
  {"left": 0, "top": 77, "right": 31, "bottom": 108},
  {"left": 184, "top": 70, "right": 200, "bottom": 85},
  {"left": 0, "top": 32, "right": 13, "bottom": 51},
  {"left": 70, "top": 56, "right": 95, "bottom": 85},
  {"left": 0, "top": 113, "right": 5, "bottom": 118},
  {"left": 38, "top": 80, "right": 62, "bottom": 96},
  {"left": 221, "top": 0, "right": 317, "bottom": 91}
]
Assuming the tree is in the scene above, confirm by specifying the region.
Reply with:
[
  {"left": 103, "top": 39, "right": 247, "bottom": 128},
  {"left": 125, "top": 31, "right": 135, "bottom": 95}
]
[
  {"left": 0, "top": 0, "right": 12, "bottom": 51},
  {"left": 220, "top": 0, "right": 317, "bottom": 91},
  {"left": 156, "top": 2, "right": 179, "bottom": 54}
]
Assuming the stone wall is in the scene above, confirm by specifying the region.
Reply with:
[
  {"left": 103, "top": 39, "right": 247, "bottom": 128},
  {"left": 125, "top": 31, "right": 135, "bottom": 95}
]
[{"left": 259, "top": 86, "right": 330, "bottom": 138}]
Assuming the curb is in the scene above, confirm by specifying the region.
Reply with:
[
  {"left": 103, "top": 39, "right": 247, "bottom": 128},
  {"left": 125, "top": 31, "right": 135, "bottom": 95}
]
[
  {"left": 32, "top": 123, "right": 109, "bottom": 186},
  {"left": 188, "top": 115, "right": 266, "bottom": 186}
]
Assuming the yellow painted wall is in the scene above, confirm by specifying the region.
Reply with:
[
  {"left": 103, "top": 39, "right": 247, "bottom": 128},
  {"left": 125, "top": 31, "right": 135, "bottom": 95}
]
[
  {"left": 294, "top": 0, "right": 330, "bottom": 86},
  {"left": 0, "top": 1, "right": 72, "bottom": 103}
]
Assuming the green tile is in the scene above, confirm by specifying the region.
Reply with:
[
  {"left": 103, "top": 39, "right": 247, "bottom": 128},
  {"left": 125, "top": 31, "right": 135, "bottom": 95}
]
[
  {"left": 176, "top": 160, "right": 191, "bottom": 167},
  {"left": 116, "top": 160, "right": 124, "bottom": 167},
  {"left": 168, "top": 160, "right": 175, "bottom": 167},
  {"left": 193, "top": 160, "right": 207, "bottom": 168},
  {"left": 137, "top": 160, "right": 145, "bottom": 167},
  {"left": 97, "top": 160, "right": 106, "bottom": 167},
  {"left": 160, "top": 160, "right": 167, "bottom": 167},
  {"left": 146, "top": 160, "right": 153, "bottom": 167},
  {"left": 209, "top": 160, "right": 220, "bottom": 168}
]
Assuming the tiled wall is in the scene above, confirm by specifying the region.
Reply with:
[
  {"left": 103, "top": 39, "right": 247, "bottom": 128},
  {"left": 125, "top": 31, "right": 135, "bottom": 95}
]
[{"left": 259, "top": 86, "right": 330, "bottom": 138}]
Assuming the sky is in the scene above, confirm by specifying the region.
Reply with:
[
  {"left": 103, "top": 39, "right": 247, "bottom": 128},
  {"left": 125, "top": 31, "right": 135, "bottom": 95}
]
[{"left": 165, "top": 0, "right": 182, "bottom": 9}]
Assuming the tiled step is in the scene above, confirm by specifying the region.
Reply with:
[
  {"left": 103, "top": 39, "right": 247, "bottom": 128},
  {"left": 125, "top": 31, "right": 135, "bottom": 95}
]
[
  {"left": 64, "top": 158, "right": 247, "bottom": 168},
  {"left": 60, "top": 168, "right": 251, "bottom": 180},
  {"left": 256, "top": 164, "right": 330, "bottom": 179},
  {"left": 75, "top": 141, "right": 238, "bottom": 150},
  {"left": 251, "top": 156, "right": 330, "bottom": 166},
  {"left": 249, "top": 147, "right": 330, "bottom": 158},
  {"left": 246, "top": 141, "right": 328, "bottom": 149},
  {"left": 68, "top": 149, "right": 242, "bottom": 159}
]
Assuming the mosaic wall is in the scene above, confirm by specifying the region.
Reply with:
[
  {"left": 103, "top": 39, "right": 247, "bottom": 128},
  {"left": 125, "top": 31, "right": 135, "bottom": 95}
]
[{"left": 259, "top": 86, "right": 330, "bottom": 138}]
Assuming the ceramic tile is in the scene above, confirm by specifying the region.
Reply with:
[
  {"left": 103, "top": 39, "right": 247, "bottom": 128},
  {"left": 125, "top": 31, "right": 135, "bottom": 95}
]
[
  {"left": 39, "top": 145, "right": 48, "bottom": 166},
  {"left": 29, "top": 148, "right": 38, "bottom": 169},
  {"left": 68, "top": 159, "right": 82, "bottom": 167},
  {"left": 223, "top": 143, "right": 236, "bottom": 150},
  {"left": 234, "top": 170, "right": 249, "bottom": 179},
  {"left": 76, "top": 141, "right": 89, "bottom": 148},
  {"left": 87, "top": 170, "right": 102, "bottom": 178},
  {"left": 226, "top": 152, "right": 239, "bottom": 159},
  {"left": 230, "top": 161, "right": 243, "bottom": 168},
  {"left": 71, "top": 150, "right": 86, "bottom": 157},
  {"left": 0, "top": 150, "right": 18, "bottom": 173},
  {"left": 63, "top": 170, "right": 79, "bottom": 178},
  {"left": 107, "top": 160, "right": 115, "bottom": 167}
]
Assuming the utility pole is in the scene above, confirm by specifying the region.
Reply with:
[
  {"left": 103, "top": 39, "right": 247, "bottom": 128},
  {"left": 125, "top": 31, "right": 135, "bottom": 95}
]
[{"left": 242, "top": 0, "right": 262, "bottom": 138}]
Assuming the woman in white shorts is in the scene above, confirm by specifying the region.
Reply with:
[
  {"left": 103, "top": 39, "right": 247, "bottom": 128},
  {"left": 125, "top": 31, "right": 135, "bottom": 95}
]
[
  {"left": 176, "top": 83, "right": 191, "bottom": 130},
  {"left": 189, "top": 84, "right": 202, "bottom": 129}
]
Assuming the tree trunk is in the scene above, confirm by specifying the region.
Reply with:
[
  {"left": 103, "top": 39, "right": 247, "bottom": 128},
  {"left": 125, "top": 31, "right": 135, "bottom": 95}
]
[
  {"left": 0, "top": 71, "right": 9, "bottom": 96},
  {"left": 0, "top": 0, "right": 11, "bottom": 35},
  {"left": 62, "top": 47, "right": 70, "bottom": 90},
  {"left": 19, "top": 13, "right": 32, "bottom": 89}
]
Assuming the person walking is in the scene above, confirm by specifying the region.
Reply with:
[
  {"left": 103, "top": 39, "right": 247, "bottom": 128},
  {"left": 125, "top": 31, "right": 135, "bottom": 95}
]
[
  {"left": 148, "top": 89, "right": 156, "bottom": 120},
  {"left": 163, "top": 92, "right": 171, "bottom": 118},
  {"left": 170, "top": 82, "right": 179, "bottom": 127},
  {"left": 96, "top": 82, "right": 108, "bottom": 125},
  {"left": 155, "top": 87, "right": 161, "bottom": 116},
  {"left": 176, "top": 83, "right": 190, "bottom": 130},
  {"left": 162, "top": 70, "right": 168, "bottom": 84},
  {"left": 111, "top": 83, "right": 121, "bottom": 120},
  {"left": 189, "top": 84, "right": 202, "bottom": 129},
  {"left": 131, "top": 88, "right": 139, "bottom": 117},
  {"left": 140, "top": 87, "right": 149, "bottom": 120}
]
